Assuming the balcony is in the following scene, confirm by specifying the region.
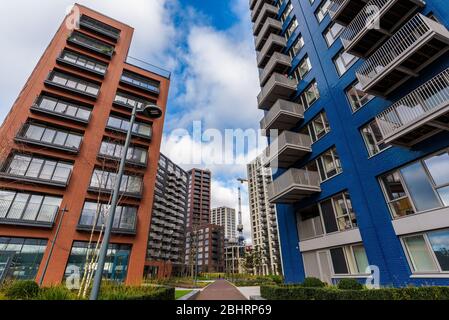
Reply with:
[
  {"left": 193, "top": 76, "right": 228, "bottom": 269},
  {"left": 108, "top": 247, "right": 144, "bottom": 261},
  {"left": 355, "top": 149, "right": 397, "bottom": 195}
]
[
  {"left": 255, "top": 18, "right": 283, "bottom": 51},
  {"left": 249, "top": 0, "right": 257, "bottom": 10},
  {"left": 79, "top": 15, "right": 120, "bottom": 41},
  {"left": 257, "top": 34, "right": 287, "bottom": 69},
  {"left": 259, "top": 52, "right": 291, "bottom": 87},
  {"left": 329, "top": 0, "right": 368, "bottom": 26},
  {"left": 260, "top": 99, "right": 304, "bottom": 132},
  {"left": 267, "top": 169, "right": 321, "bottom": 203},
  {"left": 120, "top": 71, "right": 160, "bottom": 95},
  {"left": 257, "top": 73, "right": 297, "bottom": 110},
  {"left": 44, "top": 71, "right": 100, "bottom": 99},
  {"left": 264, "top": 131, "right": 312, "bottom": 168},
  {"left": 253, "top": 3, "right": 278, "bottom": 36},
  {"left": 375, "top": 67, "right": 449, "bottom": 147},
  {"left": 252, "top": 0, "right": 275, "bottom": 22},
  {"left": 0, "top": 200, "right": 58, "bottom": 228},
  {"left": 341, "top": 0, "right": 425, "bottom": 58},
  {"left": 67, "top": 31, "right": 115, "bottom": 58},
  {"left": 356, "top": 14, "right": 449, "bottom": 96}
]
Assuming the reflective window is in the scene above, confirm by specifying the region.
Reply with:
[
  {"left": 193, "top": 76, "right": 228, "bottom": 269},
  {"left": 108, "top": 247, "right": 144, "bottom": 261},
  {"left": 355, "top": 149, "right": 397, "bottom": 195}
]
[
  {"left": 346, "top": 81, "right": 374, "bottom": 112},
  {"left": 323, "top": 22, "right": 344, "bottom": 47},
  {"left": 289, "top": 34, "right": 305, "bottom": 59},
  {"left": 294, "top": 55, "right": 312, "bottom": 82},
  {"left": 34, "top": 95, "right": 91, "bottom": 121},
  {"left": 107, "top": 116, "right": 152, "bottom": 139},
  {"left": 90, "top": 169, "right": 143, "bottom": 195},
  {"left": 121, "top": 71, "right": 160, "bottom": 93},
  {"left": 48, "top": 71, "right": 100, "bottom": 96},
  {"left": 298, "top": 80, "right": 320, "bottom": 110},
  {"left": 114, "top": 92, "right": 154, "bottom": 110},
  {"left": 303, "top": 111, "right": 330, "bottom": 143},
  {"left": 79, "top": 201, "right": 137, "bottom": 232},
  {"left": 361, "top": 120, "right": 389, "bottom": 156},
  {"left": 68, "top": 31, "right": 115, "bottom": 56},
  {"left": 99, "top": 140, "right": 148, "bottom": 165},
  {"left": 60, "top": 50, "right": 107, "bottom": 74},
  {"left": 315, "top": 0, "right": 332, "bottom": 23},
  {"left": 19, "top": 123, "right": 83, "bottom": 151},
  {"left": 333, "top": 50, "right": 358, "bottom": 76}
]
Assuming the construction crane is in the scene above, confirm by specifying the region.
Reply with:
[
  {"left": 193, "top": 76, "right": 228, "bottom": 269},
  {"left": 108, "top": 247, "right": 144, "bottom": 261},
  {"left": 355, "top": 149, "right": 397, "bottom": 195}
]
[{"left": 237, "top": 178, "right": 248, "bottom": 246}]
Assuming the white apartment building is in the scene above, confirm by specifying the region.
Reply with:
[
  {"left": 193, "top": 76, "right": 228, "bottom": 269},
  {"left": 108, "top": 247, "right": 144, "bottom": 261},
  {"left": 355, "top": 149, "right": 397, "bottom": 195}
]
[{"left": 210, "top": 207, "right": 237, "bottom": 242}]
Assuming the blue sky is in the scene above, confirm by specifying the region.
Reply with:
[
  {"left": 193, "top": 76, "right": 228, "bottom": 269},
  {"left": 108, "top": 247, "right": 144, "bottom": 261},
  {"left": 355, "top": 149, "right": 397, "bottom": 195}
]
[{"left": 0, "top": 0, "right": 263, "bottom": 240}]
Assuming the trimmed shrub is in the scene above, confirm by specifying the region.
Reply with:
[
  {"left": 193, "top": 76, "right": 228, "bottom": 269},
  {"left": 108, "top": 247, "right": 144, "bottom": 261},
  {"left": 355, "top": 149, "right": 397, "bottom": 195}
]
[
  {"left": 337, "top": 278, "right": 363, "bottom": 291},
  {"left": 260, "top": 285, "right": 449, "bottom": 300},
  {"left": 35, "top": 286, "right": 76, "bottom": 300},
  {"left": 301, "top": 277, "right": 326, "bottom": 288},
  {"left": 3, "top": 281, "right": 40, "bottom": 300},
  {"left": 98, "top": 284, "right": 175, "bottom": 300}
]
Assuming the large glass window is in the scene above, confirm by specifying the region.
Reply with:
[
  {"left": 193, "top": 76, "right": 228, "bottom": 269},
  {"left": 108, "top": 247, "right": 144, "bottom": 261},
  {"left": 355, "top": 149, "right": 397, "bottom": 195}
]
[
  {"left": 121, "top": 71, "right": 160, "bottom": 94},
  {"left": 107, "top": 115, "right": 152, "bottom": 139},
  {"left": 299, "top": 80, "right": 320, "bottom": 110},
  {"left": 89, "top": 169, "right": 143, "bottom": 195},
  {"left": 0, "top": 190, "right": 61, "bottom": 224},
  {"left": 80, "top": 15, "right": 121, "bottom": 39},
  {"left": 99, "top": 140, "right": 148, "bottom": 165},
  {"left": 60, "top": 50, "right": 107, "bottom": 74},
  {"left": 0, "top": 237, "right": 47, "bottom": 281},
  {"left": 47, "top": 71, "right": 100, "bottom": 97},
  {"left": 361, "top": 120, "right": 389, "bottom": 157},
  {"left": 68, "top": 31, "right": 115, "bottom": 56},
  {"left": 323, "top": 22, "right": 344, "bottom": 47},
  {"left": 114, "top": 92, "right": 154, "bottom": 110},
  {"left": 64, "top": 241, "right": 131, "bottom": 282},
  {"left": 285, "top": 17, "right": 299, "bottom": 39},
  {"left": 346, "top": 81, "right": 374, "bottom": 112},
  {"left": 303, "top": 111, "right": 330, "bottom": 143},
  {"left": 294, "top": 56, "right": 312, "bottom": 82},
  {"left": 3, "top": 154, "right": 73, "bottom": 184},
  {"left": 289, "top": 34, "right": 305, "bottom": 59},
  {"left": 282, "top": 1, "right": 293, "bottom": 22},
  {"left": 316, "top": 147, "right": 342, "bottom": 181},
  {"left": 315, "top": 0, "right": 332, "bottom": 23},
  {"left": 79, "top": 201, "right": 137, "bottom": 232},
  {"left": 330, "top": 244, "right": 369, "bottom": 275},
  {"left": 333, "top": 50, "right": 358, "bottom": 76},
  {"left": 34, "top": 95, "right": 91, "bottom": 122},
  {"left": 380, "top": 150, "right": 449, "bottom": 218},
  {"left": 19, "top": 123, "right": 83, "bottom": 151}
]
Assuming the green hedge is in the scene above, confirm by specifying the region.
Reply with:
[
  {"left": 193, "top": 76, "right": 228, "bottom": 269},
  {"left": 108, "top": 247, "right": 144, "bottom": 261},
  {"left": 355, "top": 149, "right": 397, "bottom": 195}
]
[
  {"left": 98, "top": 284, "right": 174, "bottom": 300},
  {"left": 261, "top": 285, "right": 449, "bottom": 300}
]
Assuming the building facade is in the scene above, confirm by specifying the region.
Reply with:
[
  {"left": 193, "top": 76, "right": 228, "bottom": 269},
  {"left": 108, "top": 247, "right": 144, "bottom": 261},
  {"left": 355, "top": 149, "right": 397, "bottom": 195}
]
[
  {"left": 0, "top": 5, "right": 170, "bottom": 286},
  {"left": 186, "top": 169, "right": 211, "bottom": 229},
  {"left": 211, "top": 206, "right": 237, "bottom": 242},
  {"left": 145, "top": 153, "right": 189, "bottom": 278},
  {"left": 185, "top": 224, "right": 225, "bottom": 273},
  {"left": 225, "top": 244, "right": 246, "bottom": 274},
  {"left": 249, "top": 0, "right": 449, "bottom": 286},
  {"left": 247, "top": 156, "right": 282, "bottom": 275}
]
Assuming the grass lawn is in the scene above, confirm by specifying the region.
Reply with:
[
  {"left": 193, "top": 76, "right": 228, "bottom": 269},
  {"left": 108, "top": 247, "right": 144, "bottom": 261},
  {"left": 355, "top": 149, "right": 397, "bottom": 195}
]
[{"left": 175, "top": 289, "right": 193, "bottom": 300}]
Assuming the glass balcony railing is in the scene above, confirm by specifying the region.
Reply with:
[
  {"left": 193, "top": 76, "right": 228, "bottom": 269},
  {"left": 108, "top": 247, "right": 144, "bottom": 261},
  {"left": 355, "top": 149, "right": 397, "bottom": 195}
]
[
  {"left": 45, "top": 71, "right": 100, "bottom": 98},
  {"left": 31, "top": 95, "right": 91, "bottom": 124},
  {"left": 375, "top": 67, "right": 449, "bottom": 147},
  {"left": 79, "top": 15, "right": 121, "bottom": 40},
  {"left": 67, "top": 31, "right": 115, "bottom": 57},
  {"left": 120, "top": 71, "right": 160, "bottom": 95},
  {"left": 0, "top": 199, "right": 59, "bottom": 227}
]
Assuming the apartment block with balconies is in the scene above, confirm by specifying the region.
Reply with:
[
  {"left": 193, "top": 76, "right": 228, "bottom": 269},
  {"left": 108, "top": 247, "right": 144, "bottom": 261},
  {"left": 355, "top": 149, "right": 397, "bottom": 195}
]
[
  {"left": 0, "top": 5, "right": 170, "bottom": 286},
  {"left": 249, "top": 0, "right": 449, "bottom": 286}
]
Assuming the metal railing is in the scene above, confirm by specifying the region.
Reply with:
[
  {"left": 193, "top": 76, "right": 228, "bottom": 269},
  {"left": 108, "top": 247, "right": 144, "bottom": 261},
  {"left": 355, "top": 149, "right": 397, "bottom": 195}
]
[
  {"left": 259, "top": 52, "right": 291, "bottom": 86},
  {"left": 265, "top": 131, "right": 312, "bottom": 160},
  {"left": 376, "top": 67, "right": 449, "bottom": 138},
  {"left": 260, "top": 99, "right": 304, "bottom": 130},
  {"left": 356, "top": 14, "right": 433, "bottom": 88},
  {"left": 0, "top": 200, "right": 58, "bottom": 225},
  {"left": 253, "top": 3, "right": 278, "bottom": 35},
  {"left": 257, "top": 73, "right": 297, "bottom": 107},
  {"left": 125, "top": 56, "right": 171, "bottom": 80},
  {"left": 268, "top": 168, "right": 320, "bottom": 201},
  {"left": 255, "top": 17, "right": 282, "bottom": 50},
  {"left": 257, "top": 34, "right": 287, "bottom": 66}
]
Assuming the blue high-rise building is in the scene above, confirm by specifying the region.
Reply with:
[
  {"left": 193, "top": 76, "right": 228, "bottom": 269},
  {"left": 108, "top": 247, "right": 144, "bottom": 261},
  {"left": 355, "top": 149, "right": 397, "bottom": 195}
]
[{"left": 249, "top": 0, "right": 449, "bottom": 287}]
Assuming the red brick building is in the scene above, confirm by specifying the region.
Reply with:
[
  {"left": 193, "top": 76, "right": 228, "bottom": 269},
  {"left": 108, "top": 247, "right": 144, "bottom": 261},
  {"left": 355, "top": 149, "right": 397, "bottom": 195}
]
[{"left": 0, "top": 4, "right": 170, "bottom": 286}]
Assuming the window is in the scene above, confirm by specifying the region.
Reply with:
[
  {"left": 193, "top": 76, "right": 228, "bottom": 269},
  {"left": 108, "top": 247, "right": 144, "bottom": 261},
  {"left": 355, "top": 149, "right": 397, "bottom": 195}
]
[
  {"left": 312, "top": 147, "right": 342, "bottom": 181},
  {"left": 19, "top": 123, "right": 83, "bottom": 151},
  {"left": 285, "top": 17, "right": 299, "bottom": 39},
  {"left": 0, "top": 237, "right": 47, "bottom": 281},
  {"left": 89, "top": 169, "right": 143, "bottom": 195},
  {"left": 80, "top": 15, "right": 121, "bottom": 39},
  {"left": 34, "top": 95, "right": 91, "bottom": 122},
  {"left": 380, "top": 150, "right": 449, "bottom": 218},
  {"left": 330, "top": 245, "right": 369, "bottom": 275},
  {"left": 333, "top": 50, "right": 358, "bottom": 76},
  {"left": 298, "top": 80, "right": 320, "bottom": 110},
  {"left": 402, "top": 229, "right": 449, "bottom": 273},
  {"left": 361, "top": 120, "right": 389, "bottom": 157},
  {"left": 289, "top": 34, "right": 305, "bottom": 59},
  {"left": 294, "top": 56, "right": 312, "bottom": 82},
  {"left": 59, "top": 50, "right": 107, "bottom": 74},
  {"left": 68, "top": 31, "right": 115, "bottom": 56},
  {"left": 107, "top": 115, "right": 152, "bottom": 139},
  {"left": 323, "top": 22, "right": 344, "bottom": 47},
  {"left": 47, "top": 71, "right": 100, "bottom": 97},
  {"left": 64, "top": 242, "right": 131, "bottom": 282},
  {"left": 99, "top": 140, "right": 148, "bottom": 165},
  {"left": 3, "top": 154, "right": 73, "bottom": 184},
  {"left": 345, "top": 81, "right": 374, "bottom": 112},
  {"left": 79, "top": 202, "right": 137, "bottom": 232},
  {"left": 114, "top": 92, "right": 154, "bottom": 110},
  {"left": 121, "top": 71, "right": 160, "bottom": 94},
  {"left": 282, "top": 1, "right": 293, "bottom": 22},
  {"left": 303, "top": 111, "right": 330, "bottom": 143},
  {"left": 315, "top": 0, "right": 332, "bottom": 23},
  {"left": 0, "top": 190, "right": 61, "bottom": 224}
]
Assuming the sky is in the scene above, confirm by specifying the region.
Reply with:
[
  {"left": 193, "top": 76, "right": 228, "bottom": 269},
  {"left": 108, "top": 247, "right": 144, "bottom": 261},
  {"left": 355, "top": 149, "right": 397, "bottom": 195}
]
[{"left": 0, "top": 0, "right": 265, "bottom": 242}]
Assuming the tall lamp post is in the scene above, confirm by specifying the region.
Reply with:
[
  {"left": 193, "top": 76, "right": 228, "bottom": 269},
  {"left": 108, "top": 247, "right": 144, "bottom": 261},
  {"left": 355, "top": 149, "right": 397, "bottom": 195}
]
[{"left": 90, "top": 103, "right": 163, "bottom": 300}]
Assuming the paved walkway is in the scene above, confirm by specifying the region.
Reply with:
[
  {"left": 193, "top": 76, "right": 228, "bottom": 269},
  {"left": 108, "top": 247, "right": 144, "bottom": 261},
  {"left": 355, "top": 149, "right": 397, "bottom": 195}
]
[{"left": 193, "top": 280, "right": 247, "bottom": 300}]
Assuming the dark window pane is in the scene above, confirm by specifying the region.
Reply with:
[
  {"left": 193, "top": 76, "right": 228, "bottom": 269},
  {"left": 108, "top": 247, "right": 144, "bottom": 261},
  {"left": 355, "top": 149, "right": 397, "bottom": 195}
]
[
  {"left": 330, "top": 247, "right": 348, "bottom": 274},
  {"left": 320, "top": 199, "right": 338, "bottom": 233}
]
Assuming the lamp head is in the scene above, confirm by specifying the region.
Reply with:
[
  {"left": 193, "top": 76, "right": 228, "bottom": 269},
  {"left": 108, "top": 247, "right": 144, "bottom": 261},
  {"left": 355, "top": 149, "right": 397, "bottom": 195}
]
[{"left": 137, "top": 104, "right": 163, "bottom": 119}]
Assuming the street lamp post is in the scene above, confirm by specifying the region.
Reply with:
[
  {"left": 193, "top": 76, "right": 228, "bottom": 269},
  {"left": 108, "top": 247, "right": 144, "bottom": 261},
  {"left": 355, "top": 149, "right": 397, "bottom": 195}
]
[{"left": 89, "top": 103, "right": 162, "bottom": 300}]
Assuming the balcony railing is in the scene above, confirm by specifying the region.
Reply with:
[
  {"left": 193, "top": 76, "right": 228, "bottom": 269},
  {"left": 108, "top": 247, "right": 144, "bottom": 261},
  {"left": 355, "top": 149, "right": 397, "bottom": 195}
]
[
  {"left": 79, "top": 15, "right": 120, "bottom": 41},
  {"left": 259, "top": 52, "right": 291, "bottom": 87},
  {"left": 255, "top": 17, "right": 282, "bottom": 51},
  {"left": 0, "top": 200, "right": 58, "bottom": 228},
  {"left": 267, "top": 169, "right": 321, "bottom": 203},
  {"left": 257, "top": 34, "right": 287, "bottom": 68},
  {"left": 249, "top": 0, "right": 258, "bottom": 10},
  {"left": 329, "top": 0, "right": 368, "bottom": 26},
  {"left": 260, "top": 99, "right": 304, "bottom": 132},
  {"left": 257, "top": 73, "right": 297, "bottom": 110},
  {"left": 251, "top": 0, "right": 274, "bottom": 22},
  {"left": 264, "top": 131, "right": 312, "bottom": 168},
  {"left": 67, "top": 31, "right": 115, "bottom": 58},
  {"left": 253, "top": 3, "right": 279, "bottom": 36},
  {"left": 376, "top": 67, "right": 449, "bottom": 146},
  {"left": 356, "top": 14, "right": 449, "bottom": 96},
  {"left": 340, "top": 0, "right": 425, "bottom": 57}
]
